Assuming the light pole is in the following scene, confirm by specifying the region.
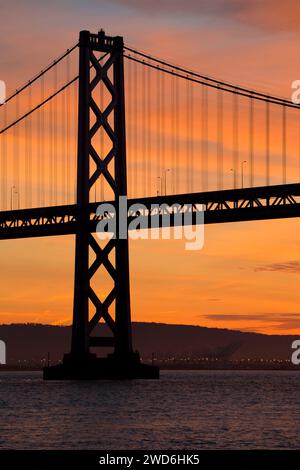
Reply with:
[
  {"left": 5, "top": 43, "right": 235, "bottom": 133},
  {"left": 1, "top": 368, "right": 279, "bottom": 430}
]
[
  {"left": 157, "top": 176, "right": 161, "bottom": 196},
  {"left": 15, "top": 190, "right": 20, "bottom": 209},
  {"left": 10, "top": 185, "right": 16, "bottom": 210},
  {"left": 229, "top": 168, "right": 235, "bottom": 187},
  {"left": 241, "top": 160, "right": 247, "bottom": 188},
  {"left": 163, "top": 168, "right": 171, "bottom": 195}
]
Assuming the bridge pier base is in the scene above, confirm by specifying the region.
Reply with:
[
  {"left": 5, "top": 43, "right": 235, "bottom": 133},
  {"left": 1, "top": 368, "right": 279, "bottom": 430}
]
[{"left": 43, "top": 352, "right": 159, "bottom": 380}]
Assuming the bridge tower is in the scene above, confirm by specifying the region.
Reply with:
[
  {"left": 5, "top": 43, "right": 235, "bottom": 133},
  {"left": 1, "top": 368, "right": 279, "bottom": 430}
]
[{"left": 43, "top": 30, "right": 158, "bottom": 379}]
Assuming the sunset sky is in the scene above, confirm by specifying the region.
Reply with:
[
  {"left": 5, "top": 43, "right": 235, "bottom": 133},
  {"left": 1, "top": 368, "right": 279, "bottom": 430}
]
[{"left": 1, "top": 0, "right": 300, "bottom": 335}]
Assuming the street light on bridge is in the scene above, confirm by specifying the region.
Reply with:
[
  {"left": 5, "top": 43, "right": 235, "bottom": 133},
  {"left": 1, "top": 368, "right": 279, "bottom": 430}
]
[
  {"left": 163, "top": 168, "right": 171, "bottom": 195},
  {"left": 241, "top": 160, "right": 247, "bottom": 188},
  {"left": 229, "top": 160, "right": 247, "bottom": 189},
  {"left": 10, "top": 185, "right": 19, "bottom": 210}
]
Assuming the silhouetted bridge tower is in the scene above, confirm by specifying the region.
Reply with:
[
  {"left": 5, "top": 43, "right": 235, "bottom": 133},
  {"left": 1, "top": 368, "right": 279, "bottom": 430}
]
[
  {"left": 1, "top": 30, "right": 300, "bottom": 379},
  {"left": 44, "top": 31, "right": 159, "bottom": 379}
]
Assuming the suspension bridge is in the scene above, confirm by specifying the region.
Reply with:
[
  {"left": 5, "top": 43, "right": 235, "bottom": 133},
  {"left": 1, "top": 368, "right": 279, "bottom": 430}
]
[{"left": 1, "top": 30, "right": 300, "bottom": 379}]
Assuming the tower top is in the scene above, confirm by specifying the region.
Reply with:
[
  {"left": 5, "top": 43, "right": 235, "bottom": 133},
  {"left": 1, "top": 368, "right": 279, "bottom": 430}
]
[{"left": 79, "top": 30, "right": 123, "bottom": 51}]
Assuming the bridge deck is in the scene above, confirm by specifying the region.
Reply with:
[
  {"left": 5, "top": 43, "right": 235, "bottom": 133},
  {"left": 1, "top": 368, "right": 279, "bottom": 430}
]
[{"left": 0, "top": 183, "right": 300, "bottom": 240}]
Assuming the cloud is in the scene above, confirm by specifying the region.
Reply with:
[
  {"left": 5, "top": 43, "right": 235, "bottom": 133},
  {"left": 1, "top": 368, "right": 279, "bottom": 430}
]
[
  {"left": 204, "top": 313, "right": 300, "bottom": 331},
  {"left": 255, "top": 260, "right": 300, "bottom": 274},
  {"left": 108, "top": 0, "right": 238, "bottom": 16},
  {"left": 109, "top": 0, "right": 300, "bottom": 32},
  {"left": 234, "top": 0, "right": 300, "bottom": 33},
  {"left": 205, "top": 314, "right": 268, "bottom": 321}
]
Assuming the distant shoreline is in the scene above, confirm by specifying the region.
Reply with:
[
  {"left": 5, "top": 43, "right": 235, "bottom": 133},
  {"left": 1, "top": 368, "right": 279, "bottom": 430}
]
[
  {"left": 1, "top": 363, "right": 299, "bottom": 372},
  {"left": 1, "top": 323, "right": 299, "bottom": 369}
]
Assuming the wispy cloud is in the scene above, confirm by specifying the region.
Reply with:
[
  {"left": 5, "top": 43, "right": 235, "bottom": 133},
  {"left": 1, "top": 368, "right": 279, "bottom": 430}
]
[
  {"left": 255, "top": 260, "right": 300, "bottom": 274},
  {"left": 204, "top": 313, "right": 300, "bottom": 331},
  {"left": 109, "top": 0, "right": 300, "bottom": 32}
]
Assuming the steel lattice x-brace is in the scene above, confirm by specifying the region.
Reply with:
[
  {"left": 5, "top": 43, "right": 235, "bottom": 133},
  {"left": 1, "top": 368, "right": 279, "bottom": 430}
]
[{"left": 70, "top": 30, "right": 133, "bottom": 362}]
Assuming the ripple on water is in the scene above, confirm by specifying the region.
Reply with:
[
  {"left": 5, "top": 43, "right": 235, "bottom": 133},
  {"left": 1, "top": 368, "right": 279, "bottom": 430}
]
[{"left": 0, "top": 370, "right": 299, "bottom": 449}]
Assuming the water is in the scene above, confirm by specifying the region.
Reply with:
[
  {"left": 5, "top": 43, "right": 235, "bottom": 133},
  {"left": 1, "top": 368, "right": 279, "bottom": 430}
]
[{"left": 0, "top": 370, "right": 299, "bottom": 449}]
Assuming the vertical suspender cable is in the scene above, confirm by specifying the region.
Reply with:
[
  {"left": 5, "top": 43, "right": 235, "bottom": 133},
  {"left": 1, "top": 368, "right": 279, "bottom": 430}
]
[
  {"left": 147, "top": 64, "right": 152, "bottom": 196},
  {"left": 217, "top": 85, "right": 223, "bottom": 190},
  {"left": 190, "top": 79, "right": 194, "bottom": 192},
  {"left": 249, "top": 95, "right": 254, "bottom": 187},
  {"left": 171, "top": 73, "right": 175, "bottom": 194},
  {"left": 266, "top": 100, "right": 270, "bottom": 186},
  {"left": 61, "top": 77, "right": 66, "bottom": 204},
  {"left": 133, "top": 56, "right": 138, "bottom": 198},
  {"left": 127, "top": 57, "right": 132, "bottom": 198},
  {"left": 37, "top": 83, "right": 41, "bottom": 207},
  {"left": 28, "top": 86, "right": 32, "bottom": 207},
  {"left": 161, "top": 70, "right": 165, "bottom": 192},
  {"left": 25, "top": 94, "right": 29, "bottom": 208},
  {"left": 157, "top": 68, "right": 161, "bottom": 194},
  {"left": 186, "top": 78, "right": 190, "bottom": 193},
  {"left": 175, "top": 74, "right": 179, "bottom": 193},
  {"left": 74, "top": 77, "right": 78, "bottom": 202},
  {"left": 201, "top": 84, "right": 208, "bottom": 191},
  {"left": 13, "top": 96, "right": 19, "bottom": 204},
  {"left": 41, "top": 75, "right": 45, "bottom": 206},
  {"left": 1, "top": 106, "right": 7, "bottom": 210},
  {"left": 233, "top": 92, "right": 238, "bottom": 189},
  {"left": 282, "top": 106, "right": 287, "bottom": 184},
  {"left": 49, "top": 81, "right": 53, "bottom": 205},
  {"left": 66, "top": 55, "right": 71, "bottom": 203},
  {"left": 142, "top": 61, "right": 146, "bottom": 196},
  {"left": 53, "top": 66, "right": 58, "bottom": 205}
]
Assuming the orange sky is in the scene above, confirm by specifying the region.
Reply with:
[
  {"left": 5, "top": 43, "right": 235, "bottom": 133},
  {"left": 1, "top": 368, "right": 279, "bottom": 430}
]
[{"left": 1, "top": 0, "right": 300, "bottom": 335}]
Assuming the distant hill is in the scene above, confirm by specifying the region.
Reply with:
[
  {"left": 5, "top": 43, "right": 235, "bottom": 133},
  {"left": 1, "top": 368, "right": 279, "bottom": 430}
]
[{"left": 0, "top": 322, "right": 298, "bottom": 365}]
